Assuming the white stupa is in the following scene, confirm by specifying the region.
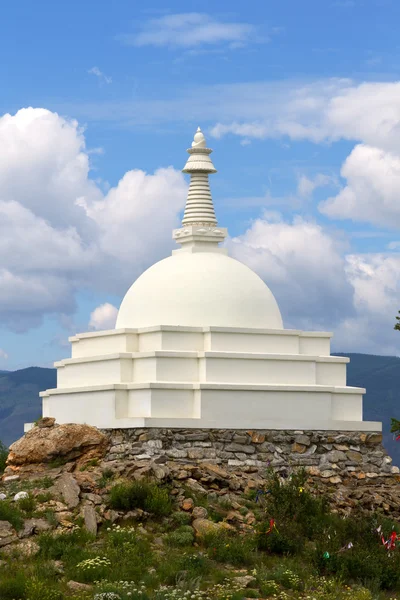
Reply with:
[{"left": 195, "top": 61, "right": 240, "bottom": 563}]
[{"left": 33, "top": 128, "right": 381, "bottom": 432}]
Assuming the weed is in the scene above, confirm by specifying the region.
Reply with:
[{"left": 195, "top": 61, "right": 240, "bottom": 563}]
[
  {"left": 99, "top": 468, "right": 114, "bottom": 488},
  {"left": 0, "top": 499, "right": 24, "bottom": 530},
  {"left": 166, "top": 525, "right": 194, "bottom": 547},
  {"left": 109, "top": 480, "right": 173, "bottom": 516}
]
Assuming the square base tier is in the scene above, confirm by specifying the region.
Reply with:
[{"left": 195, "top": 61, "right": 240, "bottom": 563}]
[{"left": 33, "top": 381, "right": 382, "bottom": 432}]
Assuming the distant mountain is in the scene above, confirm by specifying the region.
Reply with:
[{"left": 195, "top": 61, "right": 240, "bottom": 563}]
[
  {"left": 0, "top": 367, "right": 56, "bottom": 447},
  {"left": 333, "top": 353, "right": 400, "bottom": 467},
  {"left": 0, "top": 354, "right": 399, "bottom": 465}
]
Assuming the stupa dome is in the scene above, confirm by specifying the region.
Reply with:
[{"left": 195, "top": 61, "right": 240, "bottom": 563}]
[
  {"left": 116, "top": 251, "right": 283, "bottom": 330},
  {"left": 116, "top": 127, "right": 283, "bottom": 331}
]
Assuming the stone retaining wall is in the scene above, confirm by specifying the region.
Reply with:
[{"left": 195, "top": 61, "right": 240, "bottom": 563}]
[
  {"left": 102, "top": 428, "right": 399, "bottom": 482},
  {"left": 101, "top": 428, "right": 400, "bottom": 518}
]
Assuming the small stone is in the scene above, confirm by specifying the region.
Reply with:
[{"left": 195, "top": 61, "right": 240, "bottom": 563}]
[
  {"left": 67, "top": 581, "right": 93, "bottom": 592},
  {"left": 14, "top": 491, "right": 29, "bottom": 501},
  {"left": 356, "top": 472, "right": 366, "bottom": 479},
  {"left": 0, "top": 494, "right": 6, "bottom": 501},
  {"left": 391, "top": 466, "right": 400, "bottom": 474},
  {"left": 0, "top": 521, "right": 17, "bottom": 547},
  {"left": 325, "top": 450, "right": 347, "bottom": 463},
  {"left": 19, "top": 518, "right": 52, "bottom": 538},
  {"left": 366, "top": 433, "right": 383, "bottom": 445},
  {"left": 346, "top": 451, "right": 363, "bottom": 463},
  {"left": 225, "top": 444, "right": 255, "bottom": 454},
  {"left": 247, "top": 431, "right": 266, "bottom": 444},
  {"left": 187, "top": 448, "right": 205, "bottom": 460},
  {"left": 3, "top": 475, "right": 19, "bottom": 483},
  {"left": 329, "top": 476, "right": 342, "bottom": 484},
  {"left": 233, "top": 575, "right": 256, "bottom": 588},
  {"left": 192, "top": 506, "right": 208, "bottom": 519},
  {"left": 333, "top": 444, "right": 349, "bottom": 451},
  {"left": 181, "top": 498, "right": 194, "bottom": 511},
  {"left": 320, "top": 470, "right": 336, "bottom": 478},
  {"left": 306, "top": 466, "right": 321, "bottom": 476},
  {"left": 83, "top": 505, "right": 97, "bottom": 535},
  {"left": 295, "top": 434, "right": 311, "bottom": 446},
  {"left": 37, "top": 417, "right": 56, "bottom": 429},
  {"left": 192, "top": 518, "right": 233, "bottom": 537},
  {"left": 366, "top": 472, "right": 379, "bottom": 478},
  {"left": 292, "top": 443, "right": 307, "bottom": 454},
  {"left": 54, "top": 473, "right": 80, "bottom": 509}
]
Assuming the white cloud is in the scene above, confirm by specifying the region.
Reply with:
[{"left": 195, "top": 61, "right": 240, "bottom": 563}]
[
  {"left": 319, "top": 144, "right": 400, "bottom": 229},
  {"left": 297, "top": 174, "right": 334, "bottom": 198},
  {"left": 89, "top": 303, "right": 118, "bottom": 330},
  {"left": 117, "top": 13, "right": 260, "bottom": 49},
  {"left": 88, "top": 67, "right": 112, "bottom": 85},
  {"left": 0, "top": 349, "right": 8, "bottom": 360},
  {"left": 387, "top": 241, "right": 400, "bottom": 250},
  {"left": 0, "top": 107, "right": 187, "bottom": 331},
  {"left": 229, "top": 212, "right": 400, "bottom": 356}
]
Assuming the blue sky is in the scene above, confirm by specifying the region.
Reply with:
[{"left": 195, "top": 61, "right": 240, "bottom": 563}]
[{"left": 0, "top": 0, "right": 400, "bottom": 369}]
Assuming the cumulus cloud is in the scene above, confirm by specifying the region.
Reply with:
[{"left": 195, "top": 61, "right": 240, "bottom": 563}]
[
  {"left": 89, "top": 303, "right": 118, "bottom": 330},
  {"left": 117, "top": 13, "right": 261, "bottom": 49},
  {"left": 228, "top": 212, "right": 356, "bottom": 330},
  {"left": 0, "top": 107, "right": 187, "bottom": 331},
  {"left": 319, "top": 145, "right": 400, "bottom": 229},
  {"left": 229, "top": 212, "right": 400, "bottom": 356}
]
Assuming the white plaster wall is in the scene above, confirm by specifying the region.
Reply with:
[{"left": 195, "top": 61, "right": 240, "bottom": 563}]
[
  {"left": 200, "top": 356, "right": 317, "bottom": 385},
  {"left": 200, "top": 389, "right": 332, "bottom": 422},
  {"left": 150, "top": 388, "right": 197, "bottom": 418},
  {"left": 161, "top": 331, "right": 204, "bottom": 351},
  {"left": 316, "top": 362, "right": 347, "bottom": 386},
  {"left": 331, "top": 394, "right": 363, "bottom": 421},
  {"left": 43, "top": 389, "right": 118, "bottom": 428},
  {"left": 71, "top": 332, "right": 138, "bottom": 359},
  {"left": 132, "top": 357, "right": 157, "bottom": 381},
  {"left": 299, "top": 336, "right": 331, "bottom": 356},
  {"left": 204, "top": 331, "right": 300, "bottom": 354},
  {"left": 138, "top": 332, "right": 162, "bottom": 352},
  {"left": 57, "top": 357, "right": 132, "bottom": 388},
  {"left": 156, "top": 356, "right": 199, "bottom": 381}
]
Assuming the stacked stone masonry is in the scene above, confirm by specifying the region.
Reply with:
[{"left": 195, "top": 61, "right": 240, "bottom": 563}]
[
  {"left": 101, "top": 428, "right": 400, "bottom": 517},
  {"left": 102, "top": 429, "right": 397, "bottom": 477}
]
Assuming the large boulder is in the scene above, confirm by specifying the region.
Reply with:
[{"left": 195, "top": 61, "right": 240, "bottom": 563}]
[{"left": 7, "top": 423, "right": 109, "bottom": 467}]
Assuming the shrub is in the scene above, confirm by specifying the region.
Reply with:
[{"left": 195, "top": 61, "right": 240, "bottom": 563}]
[
  {"left": 204, "top": 530, "right": 258, "bottom": 566},
  {"left": 38, "top": 528, "right": 94, "bottom": 561},
  {"left": 0, "top": 499, "right": 23, "bottom": 530},
  {"left": 36, "top": 491, "right": 53, "bottom": 503},
  {"left": 99, "top": 468, "right": 114, "bottom": 488},
  {"left": 0, "top": 570, "right": 27, "bottom": 599},
  {"left": 109, "top": 480, "right": 172, "bottom": 516},
  {"left": 171, "top": 511, "right": 192, "bottom": 527},
  {"left": 25, "top": 577, "right": 63, "bottom": 600},
  {"left": 0, "top": 440, "right": 8, "bottom": 474},
  {"left": 262, "top": 465, "right": 331, "bottom": 540},
  {"left": 16, "top": 492, "right": 37, "bottom": 516},
  {"left": 256, "top": 519, "right": 304, "bottom": 556},
  {"left": 76, "top": 556, "right": 112, "bottom": 583},
  {"left": 166, "top": 525, "right": 194, "bottom": 547}
]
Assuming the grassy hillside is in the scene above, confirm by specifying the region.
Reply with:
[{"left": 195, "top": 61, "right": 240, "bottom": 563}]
[{"left": 0, "top": 354, "right": 399, "bottom": 465}]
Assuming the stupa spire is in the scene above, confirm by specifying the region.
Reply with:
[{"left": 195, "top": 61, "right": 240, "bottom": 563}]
[
  {"left": 181, "top": 127, "right": 217, "bottom": 226},
  {"left": 173, "top": 127, "right": 228, "bottom": 255}
]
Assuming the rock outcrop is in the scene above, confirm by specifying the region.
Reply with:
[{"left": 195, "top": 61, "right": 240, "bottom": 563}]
[{"left": 6, "top": 422, "right": 109, "bottom": 468}]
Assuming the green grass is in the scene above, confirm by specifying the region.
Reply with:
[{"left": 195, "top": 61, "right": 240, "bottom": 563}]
[
  {"left": 0, "top": 464, "right": 399, "bottom": 599},
  {"left": 109, "top": 479, "right": 173, "bottom": 516}
]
